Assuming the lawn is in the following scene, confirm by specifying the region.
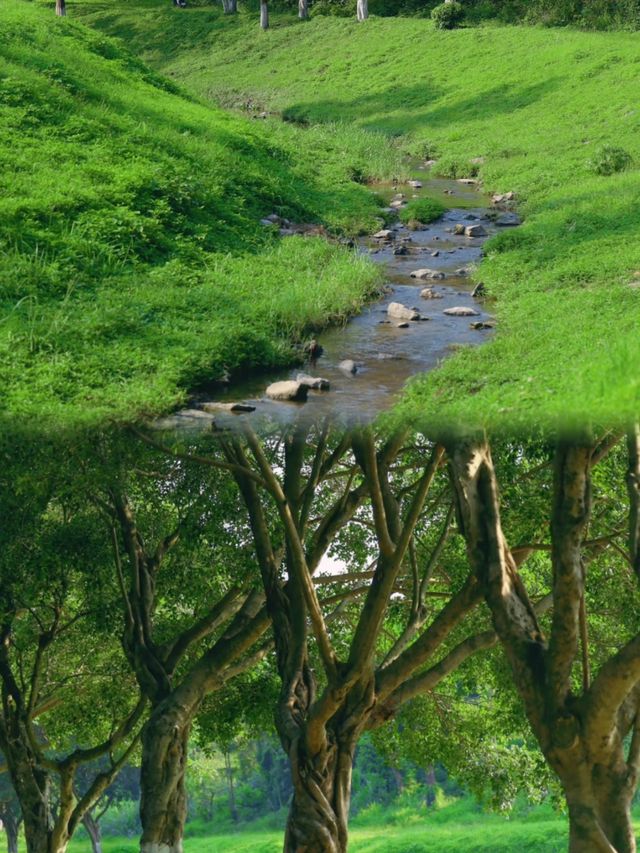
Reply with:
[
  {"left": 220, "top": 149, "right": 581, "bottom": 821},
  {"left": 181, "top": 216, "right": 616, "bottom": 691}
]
[
  {"left": 67, "top": 817, "right": 570, "bottom": 852},
  {"left": 71, "top": 1, "right": 640, "bottom": 432}
]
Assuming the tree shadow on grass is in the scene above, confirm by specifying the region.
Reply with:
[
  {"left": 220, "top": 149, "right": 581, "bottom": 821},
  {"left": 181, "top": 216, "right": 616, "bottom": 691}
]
[{"left": 283, "top": 78, "right": 564, "bottom": 137}]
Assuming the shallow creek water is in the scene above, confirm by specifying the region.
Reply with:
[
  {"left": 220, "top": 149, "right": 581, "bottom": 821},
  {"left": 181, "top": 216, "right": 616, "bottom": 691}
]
[{"left": 155, "top": 168, "right": 503, "bottom": 431}]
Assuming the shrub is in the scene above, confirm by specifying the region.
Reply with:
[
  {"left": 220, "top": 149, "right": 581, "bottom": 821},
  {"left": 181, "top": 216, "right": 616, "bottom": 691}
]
[
  {"left": 431, "top": 1, "right": 465, "bottom": 29},
  {"left": 399, "top": 197, "right": 446, "bottom": 224},
  {"left": 589, "top": 145, "right": 633, "bottom": 176}
]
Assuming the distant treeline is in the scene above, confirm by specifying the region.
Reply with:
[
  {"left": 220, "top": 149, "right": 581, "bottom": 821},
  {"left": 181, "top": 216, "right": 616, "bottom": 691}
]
[{"left": 266, "top": 0, "right": 640, "bottom": 28}]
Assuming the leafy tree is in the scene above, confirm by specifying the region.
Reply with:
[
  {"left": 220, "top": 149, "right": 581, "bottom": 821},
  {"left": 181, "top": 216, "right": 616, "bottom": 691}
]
[{"left": 449, "top": 430, "right": 640, "bottom": 851}]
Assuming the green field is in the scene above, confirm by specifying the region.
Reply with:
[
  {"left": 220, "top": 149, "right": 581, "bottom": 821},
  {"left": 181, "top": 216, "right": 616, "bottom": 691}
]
[
  {"left": 72, "top": 1, "right": 640, "bottom": 431},
  {"left": 66, "top": 817, "right": 570, "bottom": 853}
]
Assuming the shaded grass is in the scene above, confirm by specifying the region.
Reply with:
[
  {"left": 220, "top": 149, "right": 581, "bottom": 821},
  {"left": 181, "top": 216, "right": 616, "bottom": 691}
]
[{"left": 73, "top": 1, "right": 640, "bottom": 430}]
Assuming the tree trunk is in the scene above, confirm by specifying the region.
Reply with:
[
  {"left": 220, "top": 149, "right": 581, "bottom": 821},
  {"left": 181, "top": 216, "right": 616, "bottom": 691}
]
[
  {"left": 6, "top": 756, "right": 52, "bottom": 853},
  {"left": 356, "top": 0, "right": 368, "bottom": 21},
  {"left": 283, "top": 736, "right": 354, "bottom": 853},
  {"left": 82, "top": 813, "right": 103, "bottom": 853},
  {"left": 260, "top": 0, "right": 269, "bottom": 29},
  {"left": 55, "top": 0, "right": 66, "bottom": 16},
  {"left": 139, "top": 703, "right": 191, "bottom": 853},
  {"left": 224, "top": 751, "right": 238, "bottom": 823},
  {"left": 228, "top": 0, "right": 238, "bottom": 11},
  {"left": 560, "top": 761, "right": 635, "bottom": 853},
  {"left": 298, "top": 0, "right": 309, "bottom": 20},
  {"left": 2, "top": 811, "right": 19, "bottom": 853}
]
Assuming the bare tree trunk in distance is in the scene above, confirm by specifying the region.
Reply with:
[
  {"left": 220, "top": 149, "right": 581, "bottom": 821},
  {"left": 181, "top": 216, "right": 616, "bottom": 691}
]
[
  {"left": 356, "top": 0, "right": 368, "bottom": 20},
  {"left": 55, "top": 0, "right": 66, "bottom": 16},
  {"left": 81, "top": 813, "right": 103, "bottom": 853},
  {"left": 260, "top": 0, "right": 269, "bottom": 29},
  {"left": 299, "top": 0, "right": 309, "bottom": 20}
]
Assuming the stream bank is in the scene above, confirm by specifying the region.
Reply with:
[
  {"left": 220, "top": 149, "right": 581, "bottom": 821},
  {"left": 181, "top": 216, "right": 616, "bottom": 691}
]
[{"left": 154, "top": 165, "right": 518, "bottom": 431}]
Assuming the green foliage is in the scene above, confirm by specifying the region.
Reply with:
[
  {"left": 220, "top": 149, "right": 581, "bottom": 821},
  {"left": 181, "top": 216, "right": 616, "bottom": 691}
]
[
  {"left": 398, "top": 197, "right": 446, "bottom": 224},
  {"left": 589, "top": 144, "right": 633, "bottom": 175},
  {"left": 431, "top": 2, "right": 465, "bottom": 29}
]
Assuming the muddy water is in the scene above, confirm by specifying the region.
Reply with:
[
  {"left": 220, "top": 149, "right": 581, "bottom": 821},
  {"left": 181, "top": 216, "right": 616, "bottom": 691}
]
[{"left": 156, "top": 169, "right": 501, "bottom": 431}]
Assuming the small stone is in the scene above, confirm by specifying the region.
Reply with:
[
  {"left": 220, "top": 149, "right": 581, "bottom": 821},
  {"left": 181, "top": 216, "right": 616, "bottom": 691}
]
[
  {"left": 201, "top": 402, "right": 256, "bottom": 414},
  {"left": 471, "top": 282, "right": 486, "bottom": 298},
  {"left": 444, "top": 306, "right": 480, "bottom": 317},
  {"left": 373, "top": 229, "right": 395, "bottom": 240},
  {"left": 495, "top": 212, "right": 522, "bottom": 227},
  {"left": 297, "top": 374, "right": 331, "bottom": 391},
  {"left": 421, "top": 288, "right": 443, "bottom": 300},
  {"left": 260, "top": 218, "right": 276, "bottom": 227},
  {"left": 470, "top": 321, "right": 494, "bottom": 330},
  {"left": 455, "top": 268, "right": 470, "bottom": 276},
  {"left": 454, "top": 224, "right": 466, "bottom": 235},
  {"left": 389, "top": 199, "right": 406, "bottom": 209},
  {"left": 393, "top": 245, "right": 410, "bottom": 256},
  {"left": 395, "top": 321, "right": 410, "bottom": 328},
  {"left": 431, "top": 250, "right": 440, "bottom": 257},
  {"left": 406, "top": 220, "right": 427, "bottom": 231},
  {"left": 457, "top": 178, "right": 478, "bottom": 185},
  {"left": 388, "top": 302, "right": 421, "bottom": 321},
  {"left": 410, "top": 268, "right": 445, "bottom": 281},
  {"left": 464, "top": 224, "right": 488, "bottom": 238},
  {"left": 339, "top": 359, "right": 358, "bottom": 375},
  {"left": 265, "top": 381, "right": 309, "bottom": 402},
  {"left": 407, "top": 179, "right": 423, "bottom": 188}
]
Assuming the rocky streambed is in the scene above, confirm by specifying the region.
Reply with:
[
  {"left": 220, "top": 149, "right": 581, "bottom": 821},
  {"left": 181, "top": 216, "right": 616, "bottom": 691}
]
[{"left": 153, "top": 167, "right": 520, "bottom": 431}]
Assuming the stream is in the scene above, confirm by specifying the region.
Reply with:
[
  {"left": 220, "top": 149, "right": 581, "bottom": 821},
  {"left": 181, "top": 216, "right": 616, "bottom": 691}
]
[{"left": 154, "top": 166, "right": 512, "bottom": 432}]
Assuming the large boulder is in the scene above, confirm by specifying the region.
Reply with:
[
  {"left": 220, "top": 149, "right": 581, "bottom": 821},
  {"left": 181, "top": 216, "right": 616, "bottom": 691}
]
[
  {"left": 388, "top": 302, "right": 421, "bottom": 321},
  {"left": 265, "top": 381, "right": 309, "bottom": 402}
]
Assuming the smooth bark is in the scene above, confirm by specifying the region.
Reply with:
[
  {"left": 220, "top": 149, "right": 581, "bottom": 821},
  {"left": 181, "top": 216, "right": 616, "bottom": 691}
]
[
  {"left": 298, "top": 0, "right": 309, "bottom": 19},
  {"left": 260, "top": 0, "right": 269, "bottom": 29},
  {"left": 356, "top": 0, "right": 368, "bottom": 20},
  {"left": 55, "top": 0, "right": 66, "bottom": 16}
]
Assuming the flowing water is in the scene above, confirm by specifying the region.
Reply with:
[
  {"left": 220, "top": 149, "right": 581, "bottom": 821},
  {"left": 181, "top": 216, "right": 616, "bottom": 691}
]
[{"left": 154, "top": 168, "right": 507, "bottom": 432}]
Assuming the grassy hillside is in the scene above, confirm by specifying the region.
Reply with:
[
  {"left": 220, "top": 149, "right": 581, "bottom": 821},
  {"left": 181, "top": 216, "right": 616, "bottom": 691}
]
[
  {"left": 73, "top": 2, "right": 640, "bottom": 431},
  {"left": 0, "top": 1, "right": 404, "bottom": 426}
]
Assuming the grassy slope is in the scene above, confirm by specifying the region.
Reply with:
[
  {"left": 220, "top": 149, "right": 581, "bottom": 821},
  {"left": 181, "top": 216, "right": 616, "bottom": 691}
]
[
  {"left": 74, "top": 2, "right": 640, "bottom": 431},
  {"left": 0, "top": 1, "right": 403, "bottom": 426}
]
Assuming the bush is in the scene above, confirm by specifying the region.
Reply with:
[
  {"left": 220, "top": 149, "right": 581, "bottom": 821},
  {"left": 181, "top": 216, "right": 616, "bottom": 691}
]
[
  {"left": 589, "top": 145, "right": 633, "bottom": 175},
  {"left": 431, "top": 1, "right": 465, "bottom": 28},
  {"left": 399, "top": 197, "right": 446, "bottom": 224}
]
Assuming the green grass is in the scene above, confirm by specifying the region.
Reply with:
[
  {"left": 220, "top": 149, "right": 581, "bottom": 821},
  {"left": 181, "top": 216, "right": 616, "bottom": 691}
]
[
  {"left": 398, "top": 197, "right": 447, "bottom": 224},
  {"left": 0, "top": 1, "right": 404, "bottom": 427},
  {"left": 72, "top": 1, "right": 640, "bottom": 431},
  {"left": 65, "top": 817, "right": 570, "bottom": 852}
]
